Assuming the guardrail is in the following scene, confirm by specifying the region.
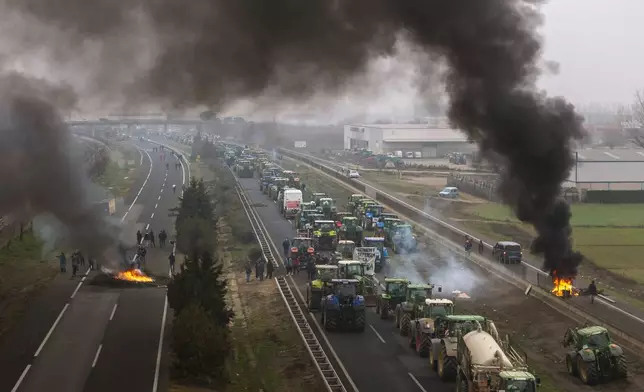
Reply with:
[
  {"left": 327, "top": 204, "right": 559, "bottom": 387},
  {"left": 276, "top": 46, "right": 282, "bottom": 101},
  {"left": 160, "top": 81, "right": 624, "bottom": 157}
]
[{"left": 276, "top": 146, "right": 644, "bottom": 354}]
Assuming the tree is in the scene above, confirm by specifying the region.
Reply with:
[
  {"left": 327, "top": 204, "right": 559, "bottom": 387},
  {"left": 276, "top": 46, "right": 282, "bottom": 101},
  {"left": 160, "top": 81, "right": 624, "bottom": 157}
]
[
  {"left": 629, "top": 91, "right": 644, "bottom": 148},
  {"left": 175, "top": 178, "right": 215, "bottom": 244},
  {"left": 171, "top": 301, "right": 230, "bottom": 386},
  {"left": 168, "top": 250, "right": 233, "bottom": 327}
]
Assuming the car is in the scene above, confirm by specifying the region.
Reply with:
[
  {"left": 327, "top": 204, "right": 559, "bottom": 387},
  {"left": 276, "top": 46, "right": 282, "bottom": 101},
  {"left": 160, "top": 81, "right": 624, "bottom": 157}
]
[
  {"left": 348, "top": 170, "right": 360, "bottom": 179},
  {"left": 439, "top": 187, "right": 459, "bottom": 198},
  {"left": 492, "top": 241, "right": 523, "bottom": 264}
]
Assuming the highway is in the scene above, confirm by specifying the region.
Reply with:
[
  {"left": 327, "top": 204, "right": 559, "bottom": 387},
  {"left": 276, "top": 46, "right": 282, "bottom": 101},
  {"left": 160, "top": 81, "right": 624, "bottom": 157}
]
[
  {"left": 238, "top": 176, "right": 451, "bottom": 392},
  {"left": 3, "top": 139, "right": 185, "bottom": 392}
]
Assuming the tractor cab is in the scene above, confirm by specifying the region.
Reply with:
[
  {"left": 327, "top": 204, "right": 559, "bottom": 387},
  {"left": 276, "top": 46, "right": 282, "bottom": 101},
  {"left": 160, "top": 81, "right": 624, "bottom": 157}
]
[
  {"left": 380, "top": 212, "right": 399, "bottom": 220},
  {"left": 312, "top": 193, "right": 327, "bottom": 206},
  {"left": 335, "top": 212, "right": 352, "bottom": 227},
  {"left": 315, "top": 264, "right": 339, "bottom": 282},
  {"left": 273, "top": 177, "right": 288, "bottom": 190},
  {"left": 338, "top": 216, "right": 364, "bottom": 244},
  {"left": 314, "top": 220, "right": 336, "bottom": 232},
  {"left": 313, "top": 220, "right": 338, "bottom": 251},
  {"left": 407, "top": 284, "right": 438, "bottom": 305},
  {"left": 297, "top": 209, "right": 318, "bottom": 230},
  {"left": 336, "top": 240, "right": 356, "bottom": 259},
  {"left": 383, "top": 218, "right": 402, "bottom": 230},
  {"left": 317, "top": 197, "right": 337, "bottom": 219},
  {"left": 422, "top": 298, "right": 454, "bottom": 318},
  {"left": 291, "top": 237, "right": 313, "bottom": 255},
  {"left": 329, "top": 278, "right": 360, "bottom": 297},
  {"left": 363, "top": 236, "right": 388, "bottom": 270},
  {"left": 337, "top": 260, "right": 365, "bottom": 279},
  {"left": 362, "top": 204, "right": 384, "bottom": 230},
  {"left": 306, "top": 213, "right": 326, "bottom": 228},
  {"left": 348, "top": 194, "right": 365, "bottom": 209},
  {"left": 384, "top": 278, "right": 409, "bottom": 298},
  {"left": 307, "top": 265, "right": 340, "bottom": 312}
]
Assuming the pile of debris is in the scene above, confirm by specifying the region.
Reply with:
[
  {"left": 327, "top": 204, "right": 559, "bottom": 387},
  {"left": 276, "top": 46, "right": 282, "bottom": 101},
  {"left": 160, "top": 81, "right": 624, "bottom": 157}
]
[{"left": 91, "top": 266, "right": 158, "bottom": 288}]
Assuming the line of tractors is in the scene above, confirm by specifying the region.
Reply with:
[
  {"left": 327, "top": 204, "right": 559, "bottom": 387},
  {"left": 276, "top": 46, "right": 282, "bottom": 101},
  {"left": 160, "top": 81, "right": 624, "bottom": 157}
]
[{"left": 222, "top": 143, "right": 630, "bottom": 390}]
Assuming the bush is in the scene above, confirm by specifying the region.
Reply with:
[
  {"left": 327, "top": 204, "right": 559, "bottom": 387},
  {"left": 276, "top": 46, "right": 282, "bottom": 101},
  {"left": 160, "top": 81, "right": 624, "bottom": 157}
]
[{"left": 171, "top": 302, "right": 230, "bottom": 386}]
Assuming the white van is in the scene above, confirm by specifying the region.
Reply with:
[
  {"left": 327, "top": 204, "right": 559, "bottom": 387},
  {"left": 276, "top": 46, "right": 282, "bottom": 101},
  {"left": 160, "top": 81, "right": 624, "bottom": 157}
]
[
  {"left": 282, "top": 189, "right": 303, "bottom": 219},
  {"left": 439, "top": 187, "right": 459, "bottom": 199}
]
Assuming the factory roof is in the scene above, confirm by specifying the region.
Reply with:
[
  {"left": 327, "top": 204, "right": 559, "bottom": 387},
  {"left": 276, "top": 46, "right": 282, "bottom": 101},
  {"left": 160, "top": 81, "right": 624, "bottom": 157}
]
[
  {"left": 568, "top": 148, "right": 644, "bottom": 184},
  {"left": 575, "top": 148, "right": 644, "bottom": 161}
]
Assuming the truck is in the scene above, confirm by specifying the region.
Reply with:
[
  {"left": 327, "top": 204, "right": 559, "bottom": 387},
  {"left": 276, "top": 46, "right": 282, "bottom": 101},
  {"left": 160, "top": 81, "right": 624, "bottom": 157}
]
[
  {"left": 456, "top": 325, "right": 541, "bottom": 392},
  {"left": 362, "top": 236, "right": 387, "bottom": 272},
  {"left": 281, "top": 188, "right": 303, "bottom": 219}
]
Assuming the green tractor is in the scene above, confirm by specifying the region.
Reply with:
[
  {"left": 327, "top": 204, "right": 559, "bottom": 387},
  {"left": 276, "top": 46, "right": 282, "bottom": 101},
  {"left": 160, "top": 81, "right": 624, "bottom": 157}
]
[
  {"left": 290, "top": 236, "right": 313, "bottom": 260},
  {"left": 312, "top": 220, "right": 338, "bottom": 251},
  {"left": 375, "top": 278, "right": 410, "bottom": 319},
  {"left": 337, "top": 260, "right": 377, "bottom": 307},
  {"left": 235, "top": 159, "right": 254, "bottom": 178},
  {"left": 295, "top": 209, "right": 317, "bottom": 230},
  {"left": 335, "top": 240, "right": 356, "bottom": 260},
  {"left": 269, "top": 177, "right": 288, "bottom": 200},
  {"left": 320, "top": 279, "right": 366, "bottom": 332},
  {"left": 338, "top": 216, "right": 364, "bottom": 245},
  {"left": 394, "top": 283, "right": 440, "bottom": 336},
  {"left": 306, "top": 265, "right": 339, "bottom": 312},
  {"left": 347, "top": 194, "right": 366, "bottom": 214},
  {"left": 317, "top": 197, "right": 337, "bottom": 220},
  {"left": 563, "top": 325, "right": 627, "bottom": 385},
  {"left": 283, "top": 170, "right": 301, "bottom": 189},
  {"left": 312, "top": 192, "right": 327, "bottom": 206}
]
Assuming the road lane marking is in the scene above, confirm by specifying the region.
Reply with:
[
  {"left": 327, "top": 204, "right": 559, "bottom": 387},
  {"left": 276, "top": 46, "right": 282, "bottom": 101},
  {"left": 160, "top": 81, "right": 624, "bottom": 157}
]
[
  {"left": 92, "top": 344, "right": 103, "bottom": 368},
  {"left": 160, "top": 188, "right": 163, "bottom": 193},
  {"left": 11, "top": 365, "right": 31, "bottom": 392},
  {"left": 146, "top": 223, "right": 150, "bottom": 230},
  {"left": 70, "top": 280, "right": 83, "bottom": 299},
  {"left": 152, "top": 295, "right": 169, "bottom": 392},
  {"left": 408, "top": 373, "right": 428, "bottom": 392},
  {"left": 158, "top": 195, "right": 161, "bottom": 200},
  {"left": 124, "top": 147, "right": 153, "bottom": 220},
  {"left": 34, "top": 303, "right": 69, "bottom": 357},
  {"left": 151, "top": 212, "right": 155, "bottom": 219},
  {"left": 155, "top": 203, "right": 158, "bottom": 209},
  {"left": 369, "top": 324, "right": 386, "bottom": 343},
  {"left": 109, "top": 304, "right": 118, "bottom": 321},
  {"left": 80, "top": 276, "right": 86, "bottom": 282}
]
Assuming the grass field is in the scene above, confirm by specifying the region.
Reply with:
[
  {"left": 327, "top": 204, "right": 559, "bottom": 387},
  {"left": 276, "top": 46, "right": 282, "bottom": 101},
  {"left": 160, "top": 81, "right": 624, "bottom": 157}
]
[{"left": 463, "top": 202, "right": 644, "bottom": 284}]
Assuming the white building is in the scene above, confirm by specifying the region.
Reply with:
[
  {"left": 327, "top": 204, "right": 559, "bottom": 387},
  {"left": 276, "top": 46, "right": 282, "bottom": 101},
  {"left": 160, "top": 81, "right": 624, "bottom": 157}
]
[{"left": 343, "top": 123, "right": 474, "bottom": 157}]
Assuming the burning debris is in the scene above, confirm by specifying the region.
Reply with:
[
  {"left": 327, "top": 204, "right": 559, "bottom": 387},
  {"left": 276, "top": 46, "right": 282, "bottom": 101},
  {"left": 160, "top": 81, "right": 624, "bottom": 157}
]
[
  {"left": 551, "top": 274, "right": 579, "bottom": 298},
  {"left": 91, "top": 266, "right": 157, "bottom": 287}
]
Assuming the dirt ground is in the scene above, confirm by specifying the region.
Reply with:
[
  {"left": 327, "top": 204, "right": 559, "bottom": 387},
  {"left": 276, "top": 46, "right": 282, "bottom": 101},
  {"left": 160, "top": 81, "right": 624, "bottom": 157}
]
[{"left": 281, "top": 158, "right": 644, "bottom": 392}]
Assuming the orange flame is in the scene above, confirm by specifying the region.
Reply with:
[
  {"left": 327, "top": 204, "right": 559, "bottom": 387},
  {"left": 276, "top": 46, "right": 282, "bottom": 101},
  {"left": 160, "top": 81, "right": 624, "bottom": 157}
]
[
  {"left": 551, "top": 275, "right": 579, "bottom": 297},
  {"left": 116, "top": 269, "right": 154, "bottom": 283}
]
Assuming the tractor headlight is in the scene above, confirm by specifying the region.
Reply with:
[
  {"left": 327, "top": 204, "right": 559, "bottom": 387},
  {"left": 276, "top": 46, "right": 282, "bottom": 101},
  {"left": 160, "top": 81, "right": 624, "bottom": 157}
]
[{"left": 329, "top": 231, "right": 336, "bottom": 236}]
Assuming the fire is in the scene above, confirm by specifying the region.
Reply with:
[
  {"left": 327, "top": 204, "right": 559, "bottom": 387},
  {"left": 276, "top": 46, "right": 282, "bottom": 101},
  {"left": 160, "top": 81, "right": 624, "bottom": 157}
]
[
  {"left": 551, "top": 275, "right": 579, "bottom": 297},
  {"left": 116, "top": 269, "right": 154, "bottom": 283}
]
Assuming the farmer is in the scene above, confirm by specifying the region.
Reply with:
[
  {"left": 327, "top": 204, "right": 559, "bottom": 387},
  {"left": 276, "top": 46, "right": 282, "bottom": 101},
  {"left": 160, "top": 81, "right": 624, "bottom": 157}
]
[
  {"left": 58, "top": 252, "right": 67, "bottom": 273},
  {"left": 588, "top": 280, "right": 598, "bottom": 304},
  {"left": 282, "top": 238, "right": 290, "bottom": 258}
]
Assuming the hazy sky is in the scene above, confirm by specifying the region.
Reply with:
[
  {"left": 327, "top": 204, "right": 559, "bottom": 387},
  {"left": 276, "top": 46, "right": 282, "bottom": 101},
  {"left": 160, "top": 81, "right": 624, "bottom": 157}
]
[{"left": 539, "top": 0, "right": 644, "bottom": 105}]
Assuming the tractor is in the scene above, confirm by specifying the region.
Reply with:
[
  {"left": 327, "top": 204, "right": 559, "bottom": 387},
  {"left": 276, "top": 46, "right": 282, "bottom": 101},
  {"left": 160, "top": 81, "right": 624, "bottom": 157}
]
[
  {"left": 269, "top": 178, "right": 288, "bottom": 201},
  {"left": 338, "top": 216, "right": 364, "bottom": 245},
  {"left": 312, "top": 192, "right": 327, "bottom": 207},
  {"left": 394, "top": 283, "right": 439, "bottom": 336},
  {"left": 261, "top": 176, "right": 275, "bottom": 194},
  {"left": 563, "top": 325, "right": 627, "bottom": 385},
  {"left": 334, "top": 212, "right": 352, "bottom": 225},
  {"left": 386, "top": 223, "right": 417, "bottom": 254},
  {"left": 291, "top": 236, "right": 313, "bottom": 258},
  {"left": 296, "top": 209, "right": 317, "bottom": 230},
  {"left": 306, "top": 265, "right": 339, "bottom": 312},
  {"left": 283, "top": 170, "right": 301, "bottom": 189},
  {"left": 348, "top": 195, "right": 370, "bottom": 215},
  {"left": 361, "top": 204, "right": 384, "bottom": 231},
  {"left": 317, "top": 197, "right": 337, "bottom": 220},
  {"left": 312, "top": 220, "right": 338, "bottom": 251},
  {"left": 235, "top": 160, "right": 254, "bottom": 178},
  {"left": 320, "top": 279, "right": 366, "bottom": 332},
  {"left": 337, "top": 260, "right": 377, "bottom": 307},
  {"left": 375, "top": 278, "right": 410, "bottom": 319},
  {"left": 362, "top": 236, "right": 388, "bottom": 272},
  {"left": 335, "top": 240, "right": 356, "bottom": 260}
]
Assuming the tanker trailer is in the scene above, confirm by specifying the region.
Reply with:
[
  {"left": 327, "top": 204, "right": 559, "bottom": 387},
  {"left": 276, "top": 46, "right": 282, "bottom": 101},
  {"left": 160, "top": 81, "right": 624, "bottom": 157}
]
[{"left": 456, "top": 326, "right": 540, "bottom": 392}]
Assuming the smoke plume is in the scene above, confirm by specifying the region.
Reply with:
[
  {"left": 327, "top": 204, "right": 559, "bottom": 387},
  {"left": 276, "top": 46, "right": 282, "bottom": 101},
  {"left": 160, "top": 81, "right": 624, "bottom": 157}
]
[
  {"left": 3, "top": 0, "right": 585, "bottom": 276},
  {"left": 0, "top": 72, "right": 119, "bottom": 257}
]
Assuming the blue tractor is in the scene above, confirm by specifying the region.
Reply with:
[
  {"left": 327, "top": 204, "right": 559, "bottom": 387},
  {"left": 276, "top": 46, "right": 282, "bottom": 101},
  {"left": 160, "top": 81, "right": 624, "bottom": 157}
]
[{"left": 320, "top": 279, "right": 366, "bottom": 332}]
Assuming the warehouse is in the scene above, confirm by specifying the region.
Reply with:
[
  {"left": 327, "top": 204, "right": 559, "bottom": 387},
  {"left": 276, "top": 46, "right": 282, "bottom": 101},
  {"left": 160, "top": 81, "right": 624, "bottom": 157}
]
[
  {"left": 343, "top": 123, "right": 474, "bottom": 157},
  {"left": 568, "top": 148, "right": 644, "bottom": 190}
]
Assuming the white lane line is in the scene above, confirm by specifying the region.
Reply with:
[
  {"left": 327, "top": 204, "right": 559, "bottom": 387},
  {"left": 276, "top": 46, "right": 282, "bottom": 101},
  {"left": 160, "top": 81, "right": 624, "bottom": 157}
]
[
  {"left": 146, "top": 223, "right": 150, "bottom": 230},
  {"left": 109, "top": 304, "right": 118, "bottom": 321},
  {"left": 155, "top": 203, "right": 158, "bottom": 209},
  {"left": 157, "top": 195, "right": 161, "bottom": 200},
  {"left": 70, "top": 280, "right": 83, "bottom": 299},
  {"left": 151, "top": 212, "right": 155, "bottom": 219},
  {"left": 152, "top": 295, "right": 169, "bottom": 392},
  {"left": 10, "top": 365, "right": 31, "bottom": 392},
  {"left": 91, "top": 344, "right": 103, "bottom": 368},
  {"left": 369, "top": 324, "right": 386, "bottom": 344},
  {"left": 34, "top": 303, "right": 69, "bottom": 357},
  {"left": 124, "top": 147, "right": 153, "bottom": 220},
  {"left": 408, "top": 373, "right": 428, "bottom": 392},
  {"left": 80, "top": 276, "right": 86, "bottom": 282},
  {"left": 160, "top": 188, "right": 163, "bottom": 193}
]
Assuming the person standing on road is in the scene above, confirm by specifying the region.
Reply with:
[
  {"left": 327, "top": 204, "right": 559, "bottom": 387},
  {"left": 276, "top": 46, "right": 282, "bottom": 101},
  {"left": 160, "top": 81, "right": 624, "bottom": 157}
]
[
  {"left": 266, "top": 260, "right": 274, "bottom": 279},
  {"left": 78, "top": 251, "right": 85, "bottom": 267},
  {"left": 478, "top": 239, "right": 484, "bottom": 254},
  {"left": 168, "top": 252, "right": 176, "bottom": 275},
  {"left": 144, "top": 231, "right": 150, "bottom": 247},
  {"left": 159, "top": 230, "right": 167, "bottom": 248},
  {"left": 293, "top": 255, "right": 301, "bottom": 274},
  {"left": 258, "top": 257, "right": 266, "bottom": 281},
  {"left": 282, "top": 238, "right": 290, "bottom": 259},
  {"left": 588, "top": 280, "right": 598, "bottom": 304},
  {"left": 150, "top": 229, "right": 156, "bottom": 247},
  {"left": 285, "top": 256, "right": 293, "bottom": 275},
  {"left": 245, "top": 261, "right": 252, "bottom": 282},
  {"left": 58, "top": 252, "right": 67, "bottom": 273},
  {"left": 71, "top": 253, "right": 79, "bottom": 278},
  {"left": 136, "top": 230, "right": 143, "bottom": 245}
]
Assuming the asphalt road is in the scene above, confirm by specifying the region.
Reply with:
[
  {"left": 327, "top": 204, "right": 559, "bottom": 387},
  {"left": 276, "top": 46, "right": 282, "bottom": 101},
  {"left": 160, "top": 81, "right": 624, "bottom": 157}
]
[
  {"left": 5, "top": 139, "right": 185, "bottom": 392},
  {"left": 238, "top": 177, "right": 451, "bottom": 392}
]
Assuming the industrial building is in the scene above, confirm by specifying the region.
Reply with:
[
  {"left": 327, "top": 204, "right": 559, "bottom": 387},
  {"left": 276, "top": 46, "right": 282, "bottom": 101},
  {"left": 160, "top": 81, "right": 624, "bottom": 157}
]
[
  {"left": 568, "top": 148, "right": 644, "bottom": 190},
  {"left": 343, "top": 123, "right": 475, "bottom": 158}
]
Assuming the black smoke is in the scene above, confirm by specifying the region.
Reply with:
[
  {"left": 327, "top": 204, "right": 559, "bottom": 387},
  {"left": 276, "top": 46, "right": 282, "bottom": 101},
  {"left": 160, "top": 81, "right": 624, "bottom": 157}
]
[{"left": 3, "top": 0, "right": 586, "bottom": 275}]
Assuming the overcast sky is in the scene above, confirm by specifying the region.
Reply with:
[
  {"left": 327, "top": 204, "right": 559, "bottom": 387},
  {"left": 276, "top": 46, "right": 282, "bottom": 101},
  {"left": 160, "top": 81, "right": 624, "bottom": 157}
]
[{"left": 539, "top": 0, "right": 644, "bottom": 106}]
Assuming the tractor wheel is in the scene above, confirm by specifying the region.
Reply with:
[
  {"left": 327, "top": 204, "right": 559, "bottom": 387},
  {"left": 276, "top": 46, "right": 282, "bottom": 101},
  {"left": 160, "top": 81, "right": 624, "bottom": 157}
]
[
  {"left": 429, "top": 345, "right": 438, "bottom": 371},
  {"left": 438, "top": 345, "right": 457, "bottom": 381},
  {"left": 566, "top": 354, "right": 578, "bottom": 377},
  {"left": 456, "top": 373, "right": 468, "bottom": 392},
  {"left": 323, "top": 311, "right": 337, "bottom": 332},
  {"left": 400, "top": 313, "right": 411, "bottom": 336},
  {"left": 417, "top": 333, "right": 431, "bottom": 357},
  {"left": 615, "top": 354, "right": 628, "bottom": 379},
  {"left": 408, "top": 325, "right": 416, "bottom": 349},
  {"left": 380, "top": 302, "right": 389, "bottom": 320},
  {"left": 578, "top": 356, "right": 599, "bottom": 385},
  {"left": 354, "top": 311, "right": 366, "bottom": 332}
]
